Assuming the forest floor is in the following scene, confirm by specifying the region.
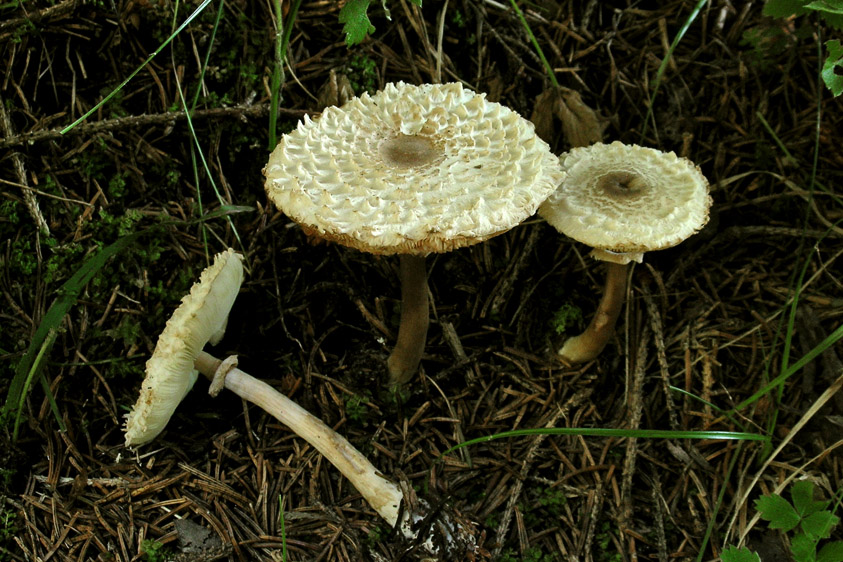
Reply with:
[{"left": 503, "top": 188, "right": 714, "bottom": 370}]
[{"left": 1, "top": 1, "right": 843, "bottom": 561}]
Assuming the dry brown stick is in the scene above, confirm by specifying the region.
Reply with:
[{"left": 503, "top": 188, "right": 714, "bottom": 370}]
[
  {"left": 491, "top": 408, "right": 563, "bottom": 559},
  {"left": 620, "top": 321, "right": 649, "bottom": 529},
  {"left": 649, "top": 467, "right": 670, "bottom": 562},
  {"left": 0, "top": 104, "right": 309, "bottom": 150},
  {"left": 491, "top": 387, "right": 591, "bottom": 559},
  {"left": 0, "top": 92, "right": 49, "bottom": 234},
  {"left": 481, "top": 226, "right": 539, "bottom": 319},
  {"left": 642, "top": 290, "right": 680, "bottom": 431},
  {"left": 582, "top": 475, "right": 608, "bottom": 561},
  {"left": 0, "top": 0, "right": 79, "bottom": 32}
]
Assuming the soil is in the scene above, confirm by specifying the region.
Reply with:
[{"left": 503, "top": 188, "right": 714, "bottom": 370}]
[{"left": 1, "top": 1, "right": 842, "bottom": 561}]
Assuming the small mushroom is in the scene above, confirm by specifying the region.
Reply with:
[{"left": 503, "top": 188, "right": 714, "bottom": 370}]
[
  {"left": 123, "top": 249, "right": 479, "bottom": 555},
  {"left": 124, "top": 248, "right": 244, "bottom": 446},
  {"left": 264, "top": 82, "right": 565, "bottom": 387},
  {"left": 539, "top": 141, "right": 711, "bottom": 364}
]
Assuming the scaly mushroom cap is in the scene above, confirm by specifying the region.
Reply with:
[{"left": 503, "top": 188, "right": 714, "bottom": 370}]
[
  {"left": 263, "top": 81, "right": 565, "bottom": 255},
  {"left": 539, "top": 141, "right": 711, "bottom": 262},
  {"left": 124, "top": 249, "right": 244, "bottom": 446}
]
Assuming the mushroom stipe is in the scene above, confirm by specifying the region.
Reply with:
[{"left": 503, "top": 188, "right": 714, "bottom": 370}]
[
  {"left": 123, "top": 249, "right": 481, "bottom": 557},
  {"left": 192, "top": 351, "right": 480, "bottom": 555},
  {"left": 540, "top": 142, "right": 711, "bottom": 364},
  {"left": 264, "top": 82, "right": 565, "bottom": 386}
]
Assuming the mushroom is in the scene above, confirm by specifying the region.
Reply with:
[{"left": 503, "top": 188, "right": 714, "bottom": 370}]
[
  {"left": 124, "top": 248, "right": 244, "bottom": 446},
  {"left": 263, "top": 81, "right": 564, "bottom": 387},
  {"left": 123, "top": 249, "right": 479, "bottom": 555},
  {"left": 538, "top": 141, "right": 711, "bottom": 364}
]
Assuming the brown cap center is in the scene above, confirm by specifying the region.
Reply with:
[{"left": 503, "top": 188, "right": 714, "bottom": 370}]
[
  {"left": 598, "top": 171, "right": 648, "bottom": 198},
  {"left": 379, "top": 134, "right": 441, "bottom": 168}
]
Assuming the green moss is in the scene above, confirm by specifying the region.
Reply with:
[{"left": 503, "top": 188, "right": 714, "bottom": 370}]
[
  {"left": 348, "top": 54, "right": 378, "bottom": 94},
  {"left": 550, "top": 303, "right": 583, "bottom": 336},
  {"left": 7, "top": 237, "right": 37, "bottom": 276}
]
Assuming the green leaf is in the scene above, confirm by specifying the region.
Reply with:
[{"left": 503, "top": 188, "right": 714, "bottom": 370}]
[
  {"left": 791, "top": 532, "right": 819, "bottom": 562},
  {"left": 763, "top": 0, "right": 811, "bottom": 17},
  {"left": 755, "top": 493, "right": 801, "bottom": 532},
  {"left": 792, "top": 480, "right": 830, "bottom": 517},
  {"left": 339, "top": 0, "right": 376, "bottom": 47},
  {"left": 721, "top": 545, "right": 762, "bottom": 562},
  {"left": 818, "top": 541, "right": 843, "bottom": 562},
  {"left": 805, "top": 0, "right": 843, "bottom": 15},
  {"left": 802, "top": 511, "right": 840, "bottom": 540},
  {"left": 822, "top": 40, "right": 843, "bottom": 97}
]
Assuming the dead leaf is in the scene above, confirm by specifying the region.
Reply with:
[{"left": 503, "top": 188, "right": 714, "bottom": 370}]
[{"left": 530, "top": 87, "right": 606, "bottom": 149}]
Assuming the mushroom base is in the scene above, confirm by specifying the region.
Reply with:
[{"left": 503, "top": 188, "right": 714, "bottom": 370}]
[{"left": 558, "top": 261, "right": 629, "bottom": 364}]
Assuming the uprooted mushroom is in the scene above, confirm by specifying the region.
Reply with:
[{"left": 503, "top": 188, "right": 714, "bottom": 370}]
[
  {"left": 539, "top": 141, "right": 711, "bottom": 364},
  {"left": 124, "top": 248, "right": 481, "bottom": 557},
  {"left": 263, "top": 81, "right": 565, "bottom": 388}
]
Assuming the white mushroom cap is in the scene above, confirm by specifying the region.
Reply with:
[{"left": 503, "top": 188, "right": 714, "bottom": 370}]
[
  {"left": 124, "top": 249, "right": 244, "bottom": 446},
  {"left": 539, "top": 141, "right": 711, "bottom": 263},
  {"left": 263, "top": 81, "right": 565, "bottom": 255}
]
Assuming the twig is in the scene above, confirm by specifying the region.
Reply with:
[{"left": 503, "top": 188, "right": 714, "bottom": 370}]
[
  {"left": 0, "top": 92, "right": 49, "bottom": 234},
  {"left": 0, "top": 104, "right": 309, "bottom": 150},
  {"left": 620, "top": 322, "right": 649, "bottom": 528}
]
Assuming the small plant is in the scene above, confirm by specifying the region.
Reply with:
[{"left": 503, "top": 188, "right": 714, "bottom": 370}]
[
  {"left": 338, "top": 0, "right": 422, "bottom": 46},
  {"left": 762, "top": 0, "right": 843, "bottom": 96},
  {"left": 363, "top": 524, "right": 387, "bottom": 549},
  {"left": 1, "top": 508, "right": 17, "bottom": 544},
  {"left": 595, "top": 521, "right": 622, "bottom": 562},
  {"left": 721, "top": 546, "right": 761, "bottom": 562},
  {"left": 140, "top": 538, "right": 171, "bottom": 562},
  {"left": 722, "top": 480, "right": 843, "bottom": 562},
  {"left": 344, "top": 393, "right": 369, "bottom": 423}
]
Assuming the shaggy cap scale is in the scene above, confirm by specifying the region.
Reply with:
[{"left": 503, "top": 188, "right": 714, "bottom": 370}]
[
  {"left": 264, "top": 81, "right": 565, "bottom": 255},
  {"left": 124, "top": 249, "right": 244, "bottom": 447},
  {"left": 539, "top": 141, "right": 711, "bottom": 261}
]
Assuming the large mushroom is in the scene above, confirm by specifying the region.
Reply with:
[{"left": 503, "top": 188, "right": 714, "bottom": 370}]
[
  {"left": 538, "top": 141, "right": 711, "bottom": 364},
  {"left": 123, "top": 249, "right": 478, "bottom": 555},
  {"left": 263, "top": 81, "right": 565, "bottom": 387}
]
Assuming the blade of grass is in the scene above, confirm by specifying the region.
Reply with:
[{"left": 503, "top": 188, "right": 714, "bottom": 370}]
[
  {"left": 174, "top": 84, "right": 246, "bottom": 261},
  {"left": 13, "top": 329, "right": 58, "bottom": 439},
  {"left": 268, "top": 0, "right": 302, "bottom": 150},
  {"left": 189, "top": 0, "right": 225, "bottom": 112},
  {"left": 640, "top": 0, "right": 706, "bottom": 140},
  {"left": 165, "top": 0, "right": 252, "bottom": 264},
  {"left": 733, "top": 309, "right": 843, "bottom": 413},
  {"left": 744, "top": 38, "right": 833, "bottom": 459},
  {"left": 507, "top": 0, "right": 558, "bottom": 88},
  {"left": 2, "top": 228, "right": 148, "bottom": 439},
  {"left": 2, "top": 208, "right": 247, "bottom": 441},
  {"left": 442, "top": 428, "right": 767, "bottom": 458},
  {"left": 695, "top": 440, "right": 748, "bottom": 562},
  {"left": 59, "top": 0, "right": 213, "bottom": 134},
  {"left": 278, "top": 494, "right": 288, "bottom": 561},
  {"left": 669, "top": 385, "right": 753, "bottom": 433}
]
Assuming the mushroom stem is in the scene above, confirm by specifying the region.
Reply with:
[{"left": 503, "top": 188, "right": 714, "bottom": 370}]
[
  {"left": 387, "top": 254, "right": 429, "bottom": 387},
  {"left": 558, "top": 261, "right": 629, "bottom": 363},
  {"left": 194, "top": 351, "right": 404, "bottom": 527}
]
